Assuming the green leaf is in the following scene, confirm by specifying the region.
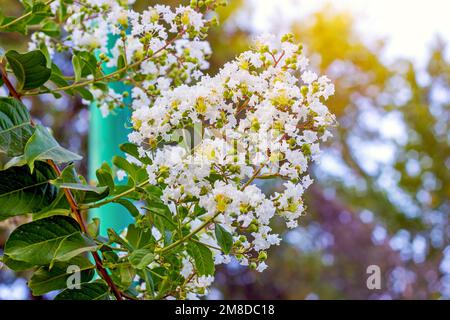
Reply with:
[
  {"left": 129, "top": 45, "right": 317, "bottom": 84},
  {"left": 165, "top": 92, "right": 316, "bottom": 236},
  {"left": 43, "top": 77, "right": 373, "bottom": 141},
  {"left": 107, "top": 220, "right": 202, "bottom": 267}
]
[
  {"left": 117, "top": 53, "right": 127, "bottom": 78},
  {"left": 107, "top": 228, "right": 133, "bottom": 251},
  {"left": 87, "top": 218, "right": 100, "bottom": 238},
  {"left": 56, "top": 163, "right": 83, "bottom": 202},
  {"left": 29, "top": 256, "right": 95, "bottom": 296},
  {"left": 214, "top": 224, "right": 233, "bottom": 254},
  {"left": 39, "top": 42, "right": 52, "bottom": 68},
  {"left": 187, "top": 241, "right": 215, "bottom": 276},
  {"left": 75, "top": 86, "right": 94, "bottom": 101},
  {"left": 0, "top": 161, "right": 57, "bottom": 221},
  {"left": 126, "top": 224, "right": 153, "bottom": 249},
  {"left": 72, "top": 55, "right": 82, "bottom": 82},
  {"left": 0, "top": 16, "right": 28, "bottom": 34},
  {"left": 144, "top": 201, "right": 177, "bottom": 232},
  {"left": 32, "top": 188, "right": 70, "bottom": 220},
  {"left": 51, "top": 181, "right": 108, "bottom": 194},
  {"left": 120, "top": 143, "right": 151, "bottom": 165},
  {"left": 193, "top": 204, "right": 207, "bottom": 217},
  {"left": 118, "top": 265, "right": 135, "bottom": 288},
  {"left": 4, "top": 215, "right": 98, "bottom": 266},
  {"left": 29, "top": 2, "right": 53, "bottom": 25},
  {"left": 49, "top": 63, "right": 72, "bottom": 93},
  {"left": 1, "top": 254, "right": 34, "bottom": 271},
  {"left": 75, "top": 51, "right": 102, "bottom": 78},
  {"left": 114, "top": 198, "right": 139, "bottom": 218},
  {"left": 128, "top": 249, "right": 155, "bottom": 269},
  {"left": 112, "top": 155, "right": 138, "bottom": 183},
  {"left": 142, "top": 269, "right": 155, "bottom": 296},
  {"left": 24, "top": 124, "right": 82, "bottom": 171},
  {"left": 0, "top": 97, "right": 34, "bottom": 156},
  {"left": 5, "top": 50, "right": 51, "bottom": 91},
  {"left": 96, "top": 164, "right": 115, "bottom": 192},
  {"left": 41, "top": 20, "right": 59, "bottom": 36},
  {"left": 55, "top": 281, "right": 110, "bottom": 300}
]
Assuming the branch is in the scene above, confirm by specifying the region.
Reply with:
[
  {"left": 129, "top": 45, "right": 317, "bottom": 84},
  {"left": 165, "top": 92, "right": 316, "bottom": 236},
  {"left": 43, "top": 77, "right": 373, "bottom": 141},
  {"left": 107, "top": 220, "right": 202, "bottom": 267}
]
[{"left": 80, "top": 179, "right": 150, "bottom": 210}]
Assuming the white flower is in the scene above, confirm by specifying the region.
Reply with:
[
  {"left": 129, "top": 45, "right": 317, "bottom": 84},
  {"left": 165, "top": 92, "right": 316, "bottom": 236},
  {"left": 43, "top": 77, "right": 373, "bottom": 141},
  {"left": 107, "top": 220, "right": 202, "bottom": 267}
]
[
  {"left": 301, "top": 70, "right": 318, "bottom": 84},
  {"left": 180, "top": 258, "right": 193, "bottom": 278},
  {"left": 256, "top": 262, "right": 268, "bottom": 272},
  {"left": 116, "top": 169, "right": 127, "bottom": 181},
  {"left": 196, "top": 275, "right": 215, "bottom": 288}
]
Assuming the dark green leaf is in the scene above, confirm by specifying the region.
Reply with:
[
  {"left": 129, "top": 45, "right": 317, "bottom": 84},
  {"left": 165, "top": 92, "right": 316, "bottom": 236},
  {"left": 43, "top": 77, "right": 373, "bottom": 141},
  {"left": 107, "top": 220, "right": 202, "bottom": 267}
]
[
  {"left": 29, "top": 2, "right": 53, "bottom": 25},
  {"left": 25, "top": 124, "right": 82, "bottom": 171},
  {"left": 0, "top": 16, "right": 28, "bottom": 34},
  {"left": 49, "top": 63, "right": 73, "bottom": 93},
  {"left": 193, "top": 204, "right": 207, "bottom": 217},
  {"left": 4, "top": 215, "right": 98, "bottom": 266},
  {"left": 128, "top": 249, "right": 154, "bottom": 269},
  {"left": 119, "top": 143, "right": 152, "bottom": 165},
  {"left": 114, "top": 198, "right": 139, "bottom": 218},
  {"left": 75, "top": 86, "right": 94, "bottom": 101},
  {"left": 96, "top": 165, "right": 115, "bottom": 192},
  {"left": 187, "top": 241, "right": 215, "bottom": 276},
  {"left": 41, "top": 20, "right": 59, "bottom": 36},
  {"left": 214, "top": 224, "right": 233, "bottom": 254},
  {"left": 0, "top": 97, "right": 34, "bottom": 156},
  {"left": 5, "top": 50, "right": 51, "bottom": 90},
  {"left": 55, "top": 281, "right": 110, "bottom": 300},
  {"left": 107, "top": 228, "right": 133, "bottom": 251},
  {"left": 51, "top": 181, "right": 108, "bottom": 194},
  {"left": 112, "top": 155, "right": 138, "bottom": 183},
  {"left": 76, "top": 51, "right": 102, "bottom": 78},
  {"left": 32, "top": 188, "right": 71, "bottom": 220},
  {"left": 143, "top": 269, "right": 155, "bottom": 296},
  {"left": 29, "top": 256, "right": 95, "bottom": 296},
  {"left": 0, "top": 161, "right": 57, "bottom": 221},
  {"left": 1, "top": 254, "right": 34, "bottom": 271},
  {"left": 144, "top": 201, "right": 177, "bottom": 232},
  {"left": 126, "top": 224, "right": 153, "bottom": 249}
]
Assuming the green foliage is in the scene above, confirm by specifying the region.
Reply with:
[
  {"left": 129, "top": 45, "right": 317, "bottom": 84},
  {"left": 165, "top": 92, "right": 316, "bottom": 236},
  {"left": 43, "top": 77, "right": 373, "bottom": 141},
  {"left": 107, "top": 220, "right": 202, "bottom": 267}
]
[
  {"left": 128, "top": 249, "right": 155, "bottom": 269},
  {"left": 0, "top": 0, "right": 301, "bottom": 301},
  {"left": 29, "top": 256, "right": 95, "bottom": 295},
  {"left": 24, "top": 125, "right": 82, "bottom": 171},
  {"left": 0, "top": 97, "right": 34, "bottom": 156},
  {"left": 55, "top": 282, "right": 110, "bottom": 300},
  {"left": 0, "top": 1, "right": 53, "bottom": 34},
  {"left": 0, "top": 161, "right": 57, "bottom": 221},
  {"left": 114, "top": 198, "right": 140, "bottom": 217},
  {"left": 4, "top": 215, "right": 98, "bottom": 266},
  {"left": 5, "top": 50, "right": 51, "bottom": 91},
  {"left": 214, "top": 224, "right": 233, "bottom": 254},
  {"left": 187, "top": 241, "right": 215, "bottom": 276}
]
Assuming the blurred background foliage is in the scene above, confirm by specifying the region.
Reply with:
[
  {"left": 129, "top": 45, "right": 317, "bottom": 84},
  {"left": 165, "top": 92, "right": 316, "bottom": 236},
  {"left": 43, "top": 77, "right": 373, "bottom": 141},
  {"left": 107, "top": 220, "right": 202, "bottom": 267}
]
[{"left": 0, "top": 0, "right": 449, "bottom": 299}]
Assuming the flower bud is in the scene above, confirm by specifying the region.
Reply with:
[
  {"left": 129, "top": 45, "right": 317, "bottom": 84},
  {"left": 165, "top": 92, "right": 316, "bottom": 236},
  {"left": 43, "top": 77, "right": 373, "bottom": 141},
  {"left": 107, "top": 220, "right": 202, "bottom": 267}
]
[{"left": 258, "top": 251, "right": 268, "bottom": 261}]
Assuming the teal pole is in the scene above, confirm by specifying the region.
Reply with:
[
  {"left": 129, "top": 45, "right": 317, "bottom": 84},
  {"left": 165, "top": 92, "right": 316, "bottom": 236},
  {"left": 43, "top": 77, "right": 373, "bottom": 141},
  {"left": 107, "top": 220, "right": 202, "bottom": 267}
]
[{"left": 88, "top": 34, "right": 133, "bottom": 235}]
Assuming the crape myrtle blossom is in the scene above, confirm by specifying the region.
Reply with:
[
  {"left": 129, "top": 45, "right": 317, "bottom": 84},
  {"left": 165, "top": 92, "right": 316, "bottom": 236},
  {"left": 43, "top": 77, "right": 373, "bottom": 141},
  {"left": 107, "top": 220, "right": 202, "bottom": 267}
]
[
  {"left": 129, "top": 33, "right": 335, "bottom": 298},
  {"left": 0, "top": 0, "right": 337, "bottom": 302},
  {"left": 29, "top": 0, "right": 217, "bottom": 115}
]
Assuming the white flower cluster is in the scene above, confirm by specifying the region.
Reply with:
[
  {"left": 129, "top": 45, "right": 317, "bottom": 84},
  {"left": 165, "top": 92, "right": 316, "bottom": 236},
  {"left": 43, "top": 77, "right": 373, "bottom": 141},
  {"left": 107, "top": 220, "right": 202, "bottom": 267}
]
[
  {"left": 29, "top": 0, "right": 217, "bottom": 115},
  {"left": 129, "top": 34, "right": 335, "bottom": 297}
]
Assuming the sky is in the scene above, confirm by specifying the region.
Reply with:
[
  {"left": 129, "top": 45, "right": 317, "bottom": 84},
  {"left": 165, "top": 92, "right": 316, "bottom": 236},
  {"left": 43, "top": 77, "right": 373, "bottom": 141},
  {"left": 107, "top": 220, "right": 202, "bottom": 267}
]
[{"left": 241, "top": 0, "right": 450, "bottom": 66}]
